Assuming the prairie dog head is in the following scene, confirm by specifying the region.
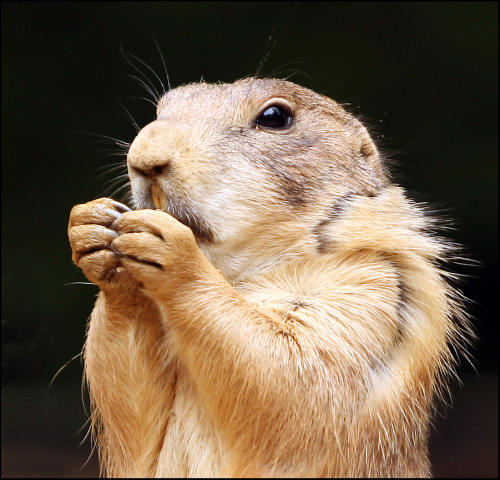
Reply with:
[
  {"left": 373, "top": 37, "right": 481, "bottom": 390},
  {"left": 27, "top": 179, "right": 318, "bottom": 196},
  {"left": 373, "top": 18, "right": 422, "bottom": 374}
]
[{"left": 127, "top": 78, "right": 389, "bottom": 270}]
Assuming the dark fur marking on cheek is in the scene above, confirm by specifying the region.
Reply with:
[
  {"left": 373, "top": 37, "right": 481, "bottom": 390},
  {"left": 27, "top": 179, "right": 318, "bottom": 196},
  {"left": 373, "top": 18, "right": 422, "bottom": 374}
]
[
  {"left": 266, "top": 165, "right": 310, "bottom": 207},
  {"left": 313, "top": 192, "right": 357, "bottom": 254},
  {"left": 281, "top": 182, "right": 308, "bottom": 206},
  {"left": 312, "top": 190, "right": 381, "bottom": 253},
  {"left": 255, "top": 138, "right": 321, "bottom": 207}
]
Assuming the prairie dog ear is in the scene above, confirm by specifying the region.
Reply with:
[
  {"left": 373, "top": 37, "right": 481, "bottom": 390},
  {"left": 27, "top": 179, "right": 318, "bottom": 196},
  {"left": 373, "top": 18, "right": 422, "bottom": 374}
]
[
  {"left": 353, "top": 122, "right": 387, "bottom": 180},
  {"left": 359, "top": 134, "right": 378, "bottom": 161}
]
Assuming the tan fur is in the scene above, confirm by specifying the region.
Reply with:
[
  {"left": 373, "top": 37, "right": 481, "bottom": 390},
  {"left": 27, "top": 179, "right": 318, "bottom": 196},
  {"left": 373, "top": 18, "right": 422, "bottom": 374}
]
[{"left": 68, "top": 78, "right": 469, "bottom": 477}]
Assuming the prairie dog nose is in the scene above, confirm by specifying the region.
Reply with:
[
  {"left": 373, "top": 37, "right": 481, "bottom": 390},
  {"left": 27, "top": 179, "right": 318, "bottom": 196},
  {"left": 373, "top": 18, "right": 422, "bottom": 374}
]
[
  {"left": 130, "top": 164, "right": 170, "bottom": 179},
  {"left": 127, "top": 121, "right": 172, "bottom": 178}
]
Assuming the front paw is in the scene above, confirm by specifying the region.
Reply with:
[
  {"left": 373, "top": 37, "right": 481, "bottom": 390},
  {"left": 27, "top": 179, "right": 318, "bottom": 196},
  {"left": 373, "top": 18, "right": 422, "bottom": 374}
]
[
  {"left": 68, "top": 198, "right": 138, "bottom": 292},
  {"left": 110, "top": 209, "right": 199, "bottom": 293}
]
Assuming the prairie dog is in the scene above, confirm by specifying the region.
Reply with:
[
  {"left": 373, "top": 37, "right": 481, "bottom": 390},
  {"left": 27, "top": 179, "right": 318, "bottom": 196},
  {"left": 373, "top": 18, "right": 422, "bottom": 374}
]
[{"left": 68, "top": 77, "right": 467, "bottom": 477}]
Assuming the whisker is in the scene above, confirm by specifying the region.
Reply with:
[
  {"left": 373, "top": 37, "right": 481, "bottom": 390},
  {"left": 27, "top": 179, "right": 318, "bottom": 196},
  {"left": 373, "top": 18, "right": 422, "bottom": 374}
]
[
  {"left": 130, "top": 94, "right": 159, "bottom": 108},
  {"left": 103, "top": 173, "right": 129, "bottom": 187},
  {"left": 255, "top": 3, "right": 299, "bottom": 78},
  {"left": 120, "top": 45, "right": 162, "bottom": 102},
  {"left": 267, "top": 62, "right": 313, "bottom": 84},
  {"left": 124, "top": 192, "right": 134, "bottom": 206},
  {"left": 125, "top": 47, "right": 166, "bottom": 97},
  {"left": 107, "top": 151, "right": 129, "bottom": 157},
  {"left": 107, "top": 181, "right": 132, "bottom": 201},
  {"left": 116, "top": 190, "right": 133, "bottom": 206},
  {"left": 117, "top": 98, "right": 141, "bottom": 133},
  {"left": 88, "top": 148, "right": 127, "bottom": 156},
  {"left": 122, "top": 73, "right": 159, "bottom": 104},
  {"left": 95, "top": 162, "right": 127, "bottom": 173},
  {"left": 103, "top": 177, "right": 127, "bottom": 194},
  {"left": 73, "top": 130, "right": 130, "bottom": 149},
  {"left": 96, "top": 168, "right": 127, "bottom": 185},
  {"left": 101, "top": 173, "right": 126, "bottom": 189},
  {"left": 150, "top": 29, "right": 171, "bottom": 92}
]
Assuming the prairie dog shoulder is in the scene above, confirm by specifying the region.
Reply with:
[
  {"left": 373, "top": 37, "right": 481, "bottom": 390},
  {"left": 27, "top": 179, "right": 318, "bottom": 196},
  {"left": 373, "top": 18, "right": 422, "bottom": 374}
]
[{"left": 69, "top": 76, "right": 469, "bottom": 477}]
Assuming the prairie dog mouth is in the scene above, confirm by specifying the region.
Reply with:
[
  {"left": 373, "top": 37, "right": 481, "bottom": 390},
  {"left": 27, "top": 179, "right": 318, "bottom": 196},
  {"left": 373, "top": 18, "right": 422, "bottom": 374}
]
[
  {"left": 147, "top": 183, "right": 215, "bottom": 243},
  {"left": 151, "top": 184, "right": 167, "bottom": 210}
]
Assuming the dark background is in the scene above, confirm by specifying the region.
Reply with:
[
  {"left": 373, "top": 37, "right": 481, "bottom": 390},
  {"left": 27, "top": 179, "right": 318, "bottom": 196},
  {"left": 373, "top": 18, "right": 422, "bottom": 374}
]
[{"left": 2, "top": 2, "right": 497, "bottom": 477}]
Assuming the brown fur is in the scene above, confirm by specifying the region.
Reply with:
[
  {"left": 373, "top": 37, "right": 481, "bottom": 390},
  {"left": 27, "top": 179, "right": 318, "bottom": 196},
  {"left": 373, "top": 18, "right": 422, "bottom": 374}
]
[{"left": 68, "top": 78, "right": 469, "bottom": 477}]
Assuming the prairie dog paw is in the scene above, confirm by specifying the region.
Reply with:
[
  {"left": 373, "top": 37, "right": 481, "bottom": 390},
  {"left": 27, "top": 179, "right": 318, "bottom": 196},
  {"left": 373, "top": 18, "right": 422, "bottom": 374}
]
[
  {"left": 68, "top": 198, "right": 135, "bottom": 289},
  {"left": 110, "top": 209, "right": 199, "bottom": 291}
]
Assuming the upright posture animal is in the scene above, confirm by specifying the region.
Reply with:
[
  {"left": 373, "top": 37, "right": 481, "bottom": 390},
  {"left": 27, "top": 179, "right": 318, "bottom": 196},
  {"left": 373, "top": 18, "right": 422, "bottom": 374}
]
[{"left": 68, "top": 77, "right": 467, "bottom": 477}]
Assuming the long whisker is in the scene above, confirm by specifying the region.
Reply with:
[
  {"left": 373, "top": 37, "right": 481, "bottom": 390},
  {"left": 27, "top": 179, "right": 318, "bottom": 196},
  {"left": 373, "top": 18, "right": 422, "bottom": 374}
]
[
  {"left": 95, "top": 162, "right": 127, "bottom": 173},
  {"left": 120, "top": 45, "right": 163, "bottom": 102},
  {"left": 94, "top": 165, "right": 127, "bottom": 184},
  {"left": 126, "top": 48, "right": 166, "bottom": 97},
  {"left": 130, "top": 94, "right": 159, "bottom": 109},
  {"left": 102, "top": 174, "right": 127, "bottom": 192},
  {"left": 106, "top": 180, "right": 132, "bottom": 202},
  {"left": 117, "top": 98, "right": 141, "bottom": 133},
  {"left": 266, "top": 61, "right": 312, "bottom": 83},
  {"left": 73, "top": 130, "right": 130, "bottom": 149},
  {"left": 103, "top": 173, "right": 129, "bottom": 188},
  {"left": 122, "top": 73, "right": 160, "bottom": 104},
  {"left": 150, "top": 29, "right": 171, "bottom": 92}
]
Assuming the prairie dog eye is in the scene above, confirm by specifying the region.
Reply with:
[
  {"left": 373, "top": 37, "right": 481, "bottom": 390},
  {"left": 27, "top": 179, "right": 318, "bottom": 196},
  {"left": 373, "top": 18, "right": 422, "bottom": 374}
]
[{"left": 255, "top": 103, "right": 293, "bottom": 129}]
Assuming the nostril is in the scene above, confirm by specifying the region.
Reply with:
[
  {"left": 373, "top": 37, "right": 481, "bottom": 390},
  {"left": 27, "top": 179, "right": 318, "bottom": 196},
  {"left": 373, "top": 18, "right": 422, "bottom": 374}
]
[
  {"left": 130, "top": 163, "right": 170, "bottom": 178},
  {"left": 153, "top": 165, "right": 166, "bottom": 176}
]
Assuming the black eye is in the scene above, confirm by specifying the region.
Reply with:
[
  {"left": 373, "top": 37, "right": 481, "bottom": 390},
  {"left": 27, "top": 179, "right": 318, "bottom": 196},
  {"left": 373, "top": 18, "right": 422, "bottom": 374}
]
[{"left": 255, "top": 104, "right": 293, "bottom": 129}]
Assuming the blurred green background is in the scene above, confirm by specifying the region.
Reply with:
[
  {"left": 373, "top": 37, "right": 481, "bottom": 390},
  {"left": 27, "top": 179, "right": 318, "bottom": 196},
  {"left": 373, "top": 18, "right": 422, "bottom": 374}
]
[{"left": 2, "top": 2, "right": 497, "bottom": 477}]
